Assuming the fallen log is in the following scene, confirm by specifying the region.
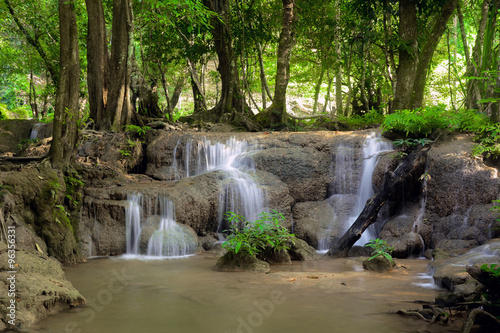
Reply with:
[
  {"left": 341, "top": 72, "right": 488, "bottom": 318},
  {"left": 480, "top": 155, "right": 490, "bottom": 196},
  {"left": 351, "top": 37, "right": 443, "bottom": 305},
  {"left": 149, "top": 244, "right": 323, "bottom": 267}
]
[{"left": 327, "top": 145, "right": 430, "bottom": 257}]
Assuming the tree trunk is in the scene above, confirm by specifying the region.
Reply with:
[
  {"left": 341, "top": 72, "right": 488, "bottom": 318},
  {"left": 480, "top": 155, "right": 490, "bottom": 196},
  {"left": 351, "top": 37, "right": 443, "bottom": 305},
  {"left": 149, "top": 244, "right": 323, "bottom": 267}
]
[
  {"left": 29, "top": 70, "right": 38, "bottom": 119},
  {"left": 327, "top": 145, "right": 430, "bottom": 257},
  {"left": 50, "top": 0, "right": 80, "bottom": 168},
  {"left": 411, "top": 0, "right": 458, "bottom": 109},
  {"left": 105, "top": 0, "right": 134, "bottom": 131},
  {"left": 313, "top": 66, "right": 326, "bottom": 114},
  {"left": 262, "top": 0, "right": 296, "bottom": 126},
  {"left": 391, "top": 0, "right": 418, "bottom": 111},
  {"left": 85, "top": 0, "right": 109, "bottom": 126},
  {"left": 169, "top": 76, "right": 185, "bottom": 115},
  {"left": 465, "top": 0, "right": 490, "bottom": 112},
  {"left": 257, "top": 43, "right": 273, "bottom": 109}
]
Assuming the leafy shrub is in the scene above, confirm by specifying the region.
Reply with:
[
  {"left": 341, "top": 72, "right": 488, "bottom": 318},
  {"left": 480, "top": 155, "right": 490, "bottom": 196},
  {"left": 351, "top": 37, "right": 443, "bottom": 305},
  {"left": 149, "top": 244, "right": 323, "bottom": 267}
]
[
  {"left": 364, "top": 238, "right": 394, "bottom": 262},
  {"left": 381, "top": 105, "right": 453, "bottom": 136},
  {"left": 222, "top": 211, "right": 295, "bottom": 258},
  {"left": 124, "top": 124, "right": 151, "bottom": 138},
  {"left": 338, "top": 109, "right": 385, "bottom": 130}
]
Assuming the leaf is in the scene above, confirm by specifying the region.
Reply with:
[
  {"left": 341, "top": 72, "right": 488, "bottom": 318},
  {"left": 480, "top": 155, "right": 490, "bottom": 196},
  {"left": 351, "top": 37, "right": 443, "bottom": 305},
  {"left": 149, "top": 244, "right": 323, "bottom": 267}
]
[{"left": 35, "top": 243, "right": 44, "bottom": 254}]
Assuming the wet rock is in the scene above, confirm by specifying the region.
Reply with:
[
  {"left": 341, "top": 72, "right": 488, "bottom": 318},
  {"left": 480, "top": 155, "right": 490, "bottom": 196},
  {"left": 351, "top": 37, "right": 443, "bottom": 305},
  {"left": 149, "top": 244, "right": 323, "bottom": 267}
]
[
  {"left": 426, "top": 136, "right": 500, "bottom": 218},
  {"left": 258, "top": 249, "right": 292, "bottom": 265},
  {"left": 362, "top": 256, "right": 395, "bottom": 272},
  {"left": 292, "top": 201, "right": 336, "bottom": 249},
  {"left": 0, "top": 248, "right": 86, "bottom": 330},
  {"left": 214, "top": 253, "right": 270, "bottom": 273},
  {"left": 287, "top": 239, "right": 320, "bottom": 261},
  {"left": 253, "top": 147, "right": 330, "bottom": 202},
  {"left": 431, "top": 248, "right": 451, "bottom": 260},
  {"left": 384, "top": 232, "right": 423, "bottom": 258},
  {"left": 0, "top": 119, "right": 38, "bottom": 155}
]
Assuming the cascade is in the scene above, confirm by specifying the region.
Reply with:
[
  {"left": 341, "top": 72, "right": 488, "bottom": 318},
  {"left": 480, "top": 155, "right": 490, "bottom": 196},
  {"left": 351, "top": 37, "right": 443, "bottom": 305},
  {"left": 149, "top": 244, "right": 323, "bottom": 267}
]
[
  {"left": 147, "top": 197, "right": 197, "bottom": 257},
  {"left": 411, "top": 164, "right": 429, "bottom": 257},
  {"left": 318, "top": 133, "right": 392, "bottom": 252},
  {"left": 124, "top": 194, "right": 197, "bottom": 258},
  {"left": 173, "top": 137, "right": 267, "bottom": 235},
  {"left": 29, "top": 123, "right": 45, "bottom": 140},
  {"left": 125, "top": 194, "right": 142, "bottom": 255},
  {"left": 351, "top": 132, "right": 393, "bottom": 245}
]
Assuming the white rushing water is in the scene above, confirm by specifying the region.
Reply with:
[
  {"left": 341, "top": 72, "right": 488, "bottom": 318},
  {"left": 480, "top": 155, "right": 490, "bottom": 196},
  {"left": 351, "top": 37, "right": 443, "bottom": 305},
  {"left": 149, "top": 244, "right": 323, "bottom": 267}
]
[
  {"left": 318, "top": 132, "right": 392, "bottom": 252},
  {"left": 352, "top": 132, "right": 393, "bottom": 245},
  {"left": 125, "top": 195, "right": 197, "bottom": 258},
  {"left": 172, "top": 137, "right": 267, "bottom": 237},
  {"left": 147, "top": 197, "right": 198, "bottom": 257},
  {"left": 125, "top": 194, "right": 142, "bottom": 255}
]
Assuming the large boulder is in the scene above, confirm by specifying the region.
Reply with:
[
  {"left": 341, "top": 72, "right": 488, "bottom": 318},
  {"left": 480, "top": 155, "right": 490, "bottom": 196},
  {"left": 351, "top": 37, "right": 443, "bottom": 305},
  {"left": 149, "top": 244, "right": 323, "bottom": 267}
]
[
  {"left": 426, "top": 136, "right": 500, "bottom": 217},
  {"left": 0, "top": 246, "right": 86, "bottom": 331},
  {"left": 253, "top": 147, "right": 330, "bottom": 202}
]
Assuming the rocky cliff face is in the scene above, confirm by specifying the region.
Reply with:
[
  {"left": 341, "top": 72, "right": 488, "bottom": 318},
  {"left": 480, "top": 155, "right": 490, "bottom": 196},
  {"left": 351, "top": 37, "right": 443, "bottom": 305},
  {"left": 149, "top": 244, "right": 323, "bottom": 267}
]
[{"left": 78, "top": 129, "right": 500, "bottom": 259}]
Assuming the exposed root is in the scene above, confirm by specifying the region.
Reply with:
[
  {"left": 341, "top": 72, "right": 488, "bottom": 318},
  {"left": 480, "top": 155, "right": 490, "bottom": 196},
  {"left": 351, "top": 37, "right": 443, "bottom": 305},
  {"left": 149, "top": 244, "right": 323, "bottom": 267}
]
[{"left": 461, "top": 308, "right": 500, "bottom": 333}]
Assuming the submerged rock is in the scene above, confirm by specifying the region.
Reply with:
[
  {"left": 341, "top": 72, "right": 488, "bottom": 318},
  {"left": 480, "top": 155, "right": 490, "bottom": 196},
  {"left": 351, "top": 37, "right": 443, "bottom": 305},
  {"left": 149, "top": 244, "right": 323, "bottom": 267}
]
[
  {"left": 214, "top": 253, "right": 270, "bottom": 273},
  {"left": 362, "top": 256, "right": 395, "bottom": 272}
]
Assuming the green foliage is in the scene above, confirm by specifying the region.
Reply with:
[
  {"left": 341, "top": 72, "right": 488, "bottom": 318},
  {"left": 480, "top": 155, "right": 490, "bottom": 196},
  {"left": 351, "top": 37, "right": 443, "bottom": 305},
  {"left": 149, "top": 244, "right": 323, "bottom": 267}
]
[
  {"left": 222, "top": 210, "right": 295, "bottom": 258},
  {"left": 364, "top": 238, "right": 394, "bottom": 262},
  {"left": 124, "top": 124, "right": 151, "bottom": 138},
  {"left": 482, "top": 263, "right": 500, "bottom": 278},
  {"left": 471, "top": 123, "right": 500, "bottom": 158},
  {"left": 16, "top": 138, "right": 39, "bottom": 152},
  {"left": 338, "top": 110, "right": 385, "bottom": 130},
  {"left": 381, "top": 105, "right": 453, "bottom": 136}
]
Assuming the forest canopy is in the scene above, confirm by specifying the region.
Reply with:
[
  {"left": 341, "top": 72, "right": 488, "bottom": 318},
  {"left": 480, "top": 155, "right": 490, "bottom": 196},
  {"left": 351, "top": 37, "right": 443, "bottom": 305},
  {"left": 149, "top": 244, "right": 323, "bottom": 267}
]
[{"left": 0, "top": 0, "right": 499, "bottom": 135}]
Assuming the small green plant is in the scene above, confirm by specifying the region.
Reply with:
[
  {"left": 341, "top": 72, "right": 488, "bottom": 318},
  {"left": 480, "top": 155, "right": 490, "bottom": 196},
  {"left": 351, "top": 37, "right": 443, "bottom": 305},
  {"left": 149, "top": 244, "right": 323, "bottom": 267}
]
[
  {"left": 365, "top": 238, "right": 394, "bottom": 262},
  {"left": 49, "top": 182, "right": 63, "bottom": 200},
  {"left": 16, "top": 138, "right": 39, "bottom": 152},
  {"left": 124, "top": 124, "right": 151, "bottom": 138},
  {"left": 222, "top": 210, "right": 295, "bottom": 258},
  {"left": 481, "top": 263, "right": 500, "bottom": 278}
]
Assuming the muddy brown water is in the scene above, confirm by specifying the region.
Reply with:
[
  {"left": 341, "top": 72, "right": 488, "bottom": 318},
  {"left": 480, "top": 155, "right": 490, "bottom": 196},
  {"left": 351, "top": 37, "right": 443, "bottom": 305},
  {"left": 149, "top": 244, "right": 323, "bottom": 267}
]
[{"left": 27, "top": 254, "right": 462, "bottom": 333}]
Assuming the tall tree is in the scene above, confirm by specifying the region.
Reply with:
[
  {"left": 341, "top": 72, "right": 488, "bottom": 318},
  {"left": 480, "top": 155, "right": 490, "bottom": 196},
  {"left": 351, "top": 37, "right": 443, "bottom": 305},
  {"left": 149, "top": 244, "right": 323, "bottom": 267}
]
[
  {"left": 85, "top": 0, "right": 109, "bottom": 126},
  {"left": 392, "top": 0, "right": 458, "bottom": 111},
  {"left": 104, "top": 0, "right": 134, "bottom": 130},
  {"left": 50, "top": 0, "right": 80, "bottom": 168},
  {"left": 260, "top": 0, "right": 296, "bottom": 126}
]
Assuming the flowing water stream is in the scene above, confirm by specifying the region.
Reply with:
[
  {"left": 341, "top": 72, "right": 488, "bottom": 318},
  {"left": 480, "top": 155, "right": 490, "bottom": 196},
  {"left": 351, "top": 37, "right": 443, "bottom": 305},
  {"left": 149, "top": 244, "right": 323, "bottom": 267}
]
[{"left": 27, "top": 255, "right": 457, "bottom": 333}]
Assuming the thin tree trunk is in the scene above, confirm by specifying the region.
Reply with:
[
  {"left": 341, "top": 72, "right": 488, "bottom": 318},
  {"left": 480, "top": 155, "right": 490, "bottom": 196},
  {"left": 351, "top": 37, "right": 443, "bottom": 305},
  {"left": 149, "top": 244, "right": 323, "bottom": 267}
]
[
  {"left": 29, "top": 70, "right": 39, "bottom": 119},
  {"left": 361, "top": 41, "right": 370, "bottom": 112},
  {"left": 447, "top": 31, "right": 456, "bottom": 110},
  {"left": 411, "top": 0, "right": 458, "bottom": 109},
  {"left": 344, "top": 43, "right": 354, "bottom": 116},
  {"left": 187, "top": 58, "right": 207, "bottom": 112},
  {"left": 324, "top": 69, "right": 334, "bottom": 115},
  {"left": 50, "top": 0, "right": 80, "bottom": 168},
  {"left": 264, "top": 0, "right": 296, "bottom": 126},
  {"left": 313, "top": 66, "right": 326, "bottom": 114},
  {"left": 465, "top": 0, "right": 490, "bottom": 111},
  {"left": 257, "top": 43, "right": 273, "bottom": 106}
]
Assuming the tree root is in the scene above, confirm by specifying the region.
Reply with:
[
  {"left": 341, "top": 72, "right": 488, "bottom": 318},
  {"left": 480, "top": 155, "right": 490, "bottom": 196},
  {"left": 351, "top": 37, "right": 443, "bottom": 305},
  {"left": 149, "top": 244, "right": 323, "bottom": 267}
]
[
  {"left": 396, "top": 309, "right": 430, "bottom": 322},
  {"left": 461, "top": 308, "right": 500, "bottom": 333}
]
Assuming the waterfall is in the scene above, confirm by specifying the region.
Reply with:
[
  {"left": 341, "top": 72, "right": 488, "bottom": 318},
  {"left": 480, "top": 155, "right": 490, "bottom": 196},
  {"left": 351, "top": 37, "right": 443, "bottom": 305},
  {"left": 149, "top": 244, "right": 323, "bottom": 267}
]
[
  {"left": 124, "top": 195, "right": 197, "bottom": 258},
  {"left": 125, "top": 194, "right": 143, "bottom": 255},
  {"left": 147, "top": 197, "right": 198, "bottom": 257},
  {"left": 412, "top": 164, "right": 429, "bottom": 257},
  {"left": 351, "top": 132, "right": 393, "bottom": 245},
  {"left": 318, "top": 133, "right": 392, "bottom": 252},
  {"left": 174, "top": 137, "right": 267, "bottom": 236}
]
